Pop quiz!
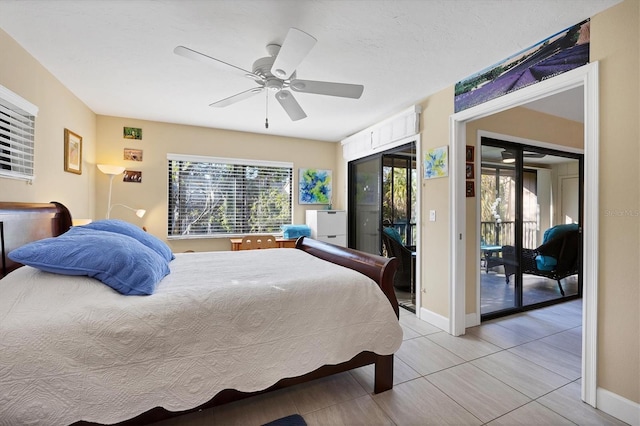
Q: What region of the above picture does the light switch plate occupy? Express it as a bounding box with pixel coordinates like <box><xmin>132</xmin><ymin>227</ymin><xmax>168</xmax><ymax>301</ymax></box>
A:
<box><xmin>429</xmin><ymin>210</ymin><xmax>436</xmax><ymax>221</ymax></box>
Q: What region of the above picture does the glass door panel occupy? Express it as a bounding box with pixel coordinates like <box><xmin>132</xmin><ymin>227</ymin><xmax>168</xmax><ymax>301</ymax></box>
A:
<box><xmin>349</xmin><ymin>156</ymin><xmax>382</xmax><ymax>255</ymax></box>
<box><xmin>522</xmin><ymin>153</ymin><xmax>581</xmax><ymax>306</ymax></box>
<box><xmin>382</xmin><ymin>154</ymin><xmax>417</xmax><ymax>248</ymax></box>
<box><xmin>480</xmin><ymin>145</ymin><xmax>518</xmax><ymax>315</ymax></box>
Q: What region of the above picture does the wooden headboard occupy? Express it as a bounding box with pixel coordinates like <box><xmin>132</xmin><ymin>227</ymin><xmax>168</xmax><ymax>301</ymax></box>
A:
<box><xmin>0</xmin><ymin>201</ymin><xmax>72</xmax><ymax>278</ymax></box>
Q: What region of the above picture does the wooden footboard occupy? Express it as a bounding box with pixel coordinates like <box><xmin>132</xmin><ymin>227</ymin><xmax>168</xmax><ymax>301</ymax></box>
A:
<box><xmin>295</xmin><ymin>236</ymin><xmax>400</xmax><ymax>318</ymax></box>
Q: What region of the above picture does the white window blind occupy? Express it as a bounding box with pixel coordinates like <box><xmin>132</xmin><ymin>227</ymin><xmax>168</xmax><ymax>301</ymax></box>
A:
<box><xmin>0</xmin><ymin>85</ymin><xmax>38</xmax><ymax>182</ymax></box>
<box><xmin>167</xmin><ymin>153</ymin><xmax>293</xmax><ymax>238</ymax></box>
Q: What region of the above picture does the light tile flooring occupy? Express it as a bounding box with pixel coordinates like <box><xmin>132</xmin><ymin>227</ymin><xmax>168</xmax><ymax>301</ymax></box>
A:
<box><xmin>154</xmin><ymin>300</ymin><xmax>627</xmax><ymax>425</ymax></box>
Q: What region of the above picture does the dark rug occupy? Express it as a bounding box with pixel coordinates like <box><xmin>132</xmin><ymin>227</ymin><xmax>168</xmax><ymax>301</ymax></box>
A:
<box><xmin>262</xmin><ymin>414</ymin><xmax>307</xmax><ymax>426</ymax></box>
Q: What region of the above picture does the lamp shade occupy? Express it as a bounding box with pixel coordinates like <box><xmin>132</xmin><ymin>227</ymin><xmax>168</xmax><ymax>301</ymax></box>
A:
<box><xmin>97</xmin><ymin>164</ymin><xmax>126</xmax><ymax>175</ymax></box>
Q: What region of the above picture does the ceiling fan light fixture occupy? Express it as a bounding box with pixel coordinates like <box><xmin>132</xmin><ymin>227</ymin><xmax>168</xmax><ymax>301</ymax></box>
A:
<box><xmin>501</xmin><ymin>150</ymin><xmax>516</xmax><ymax>163</ymax></box>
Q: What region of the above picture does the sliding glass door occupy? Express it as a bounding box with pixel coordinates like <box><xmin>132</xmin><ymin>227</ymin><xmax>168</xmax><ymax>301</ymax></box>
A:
<box><xmin>480</xmin><ymin>138</ymin><xmax>583</xmax><ymax>319</ymax></box>
<box><xmin>349</xmin><ymin>155</ymin><xmax>382</xmax><ymax>255</ymax></box>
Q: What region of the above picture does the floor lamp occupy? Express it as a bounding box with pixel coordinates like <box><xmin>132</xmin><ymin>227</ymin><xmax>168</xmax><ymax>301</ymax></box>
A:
<box><xmin>97</xmin><ymin>164</ymin><xmax>145</xmax><ymax>219</ymax></box>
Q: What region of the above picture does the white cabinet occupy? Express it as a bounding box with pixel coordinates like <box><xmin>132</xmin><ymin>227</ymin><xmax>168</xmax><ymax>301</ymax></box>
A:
<box><xmin>305</xmin><ymin>210</ymin><xmax>347</xmax><ymax>247</ymax></box>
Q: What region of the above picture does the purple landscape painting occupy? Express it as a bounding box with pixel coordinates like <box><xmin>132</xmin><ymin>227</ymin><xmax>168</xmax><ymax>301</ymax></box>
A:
<box><xmin>455</xmin><ymin>19</ymin><xmax>590</xmax><ymax>113</ymax></box>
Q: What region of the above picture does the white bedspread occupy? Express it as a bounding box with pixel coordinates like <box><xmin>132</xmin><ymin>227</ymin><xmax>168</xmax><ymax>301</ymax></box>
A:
<box><xmin>0</xmin><ymin>248</ymin><xmax>402</xmax><ymax>425</ymax></box>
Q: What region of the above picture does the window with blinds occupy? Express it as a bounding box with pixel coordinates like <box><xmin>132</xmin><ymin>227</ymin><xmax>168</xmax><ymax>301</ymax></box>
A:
<box><xmin>0</xmin><ymin>85</ymin><xmax>38</xmax><ymax>182</ymax></box>
<box><xmin>167</xmin><ymin>153</ymin><xmax>293</xmax><ymax>238</ymax></box>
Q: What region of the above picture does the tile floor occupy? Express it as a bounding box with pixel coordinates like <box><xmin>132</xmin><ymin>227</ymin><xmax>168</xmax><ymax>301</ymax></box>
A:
<box><xmin>153</xmin><ymin>299</ymin><xmax>627</xmax><ymax>425</ymax></box>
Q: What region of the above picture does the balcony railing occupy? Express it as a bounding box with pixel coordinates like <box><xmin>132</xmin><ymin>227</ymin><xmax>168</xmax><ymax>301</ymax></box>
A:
<box><xmin>480</xmin><ymin>220</ymin><xmax>538</xmax><ymax>248</ymax></box>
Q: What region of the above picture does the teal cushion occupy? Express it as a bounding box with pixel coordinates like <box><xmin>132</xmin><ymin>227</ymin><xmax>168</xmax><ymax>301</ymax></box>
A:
<box><xmin>543</xmin><ymin>223</ymin><xmax>579</xmax><ymax>244</ymax></box>
<box><xmin>383</xmin><ymin>227</ymin><xmax>403</xmax><ymax>244</ymax></box>
<box><xmin>281</xmin><ymin>224</ymin><xmax>311</xmax><ymax>239</ymax></box>
<box><xmin>535</xmin><ymin>254</ymin><xmax>558</xmax><ymax>271</ymax></box>
<box><xmin>8</xmin><ymin>226</ymin><xmax>170</xmax><ymax>295</ymax></box>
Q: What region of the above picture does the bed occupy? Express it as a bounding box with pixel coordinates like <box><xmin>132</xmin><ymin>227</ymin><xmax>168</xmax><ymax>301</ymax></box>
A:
<box><xmin>0</xmin><ymin>202</ymin><xmax>402</xmax><ymax>425</ymax></box>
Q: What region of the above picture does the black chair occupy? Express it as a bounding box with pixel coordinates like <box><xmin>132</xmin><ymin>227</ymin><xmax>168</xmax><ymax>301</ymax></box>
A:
<box><xmin>381</xmin><ymin>230</ymin><xmax>415</xmax><ymax>291</ymax></box>
<box><xmin>503</xmin><ymin>225</ymin><xmax>579</xmax><ymax>296</ymax></box>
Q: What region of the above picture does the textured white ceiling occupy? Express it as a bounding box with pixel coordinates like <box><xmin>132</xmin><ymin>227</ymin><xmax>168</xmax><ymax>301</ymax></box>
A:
<box><xmin>0</xmin><ymin>0</ymin><xmax>618</xmax><ymax>142</ymax></box>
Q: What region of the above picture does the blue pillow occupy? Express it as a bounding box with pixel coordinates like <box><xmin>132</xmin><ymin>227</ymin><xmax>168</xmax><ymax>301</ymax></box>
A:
<box><xmin>84</xmin><ymin>219</ymin><xmax>174</xmax><ymax>261</ymax></box>
<box><xmin>383</xmin><ymin>226</ymin><xmax>403</xmax><ymax>244</ymax></box>
<box><xmin>535</xmin><ymin>254</ymin><xmax>558</xmax><ymax>271</ymax></box>
<box><xmin>8</xmin><ymin>226</ymin><xmax>170</xmax><ymax>295</ymax></box>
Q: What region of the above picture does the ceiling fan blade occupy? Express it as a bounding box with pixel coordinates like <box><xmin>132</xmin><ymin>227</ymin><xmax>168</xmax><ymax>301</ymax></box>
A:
<box><xmin>270</xmin><ymin>28</ymin><xmax>317</xmax><ymax>80</ymax></box>
<box><xmin>290</xmin><ymin>79</ymin><xmax>364</xmax><ymax>99</ymax></box>
<box><xmin>174</xmin><ymin>46</ymin><xmax>263</xmax><ymax>81</ymax></box>
<box><xmin>210</xmin><ymin>87</ymin><xmax>264</xmax><ymax>108</ymax></box>
<box><xmin>275</xmin><ymin>90</ymin><xmax>307</xmax><ymax>121</ymax></box>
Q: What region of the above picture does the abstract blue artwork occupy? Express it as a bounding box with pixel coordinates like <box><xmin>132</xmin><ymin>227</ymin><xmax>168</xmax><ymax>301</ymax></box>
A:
<box><xmin>299</xmin><ymin>168</ymin><xmax>332</xmax><ymax>204</ymax></box>
<box><xmin>424</xmin><ymin>146</ymin><xmax>448</xmax><ymax>179</ymax></box>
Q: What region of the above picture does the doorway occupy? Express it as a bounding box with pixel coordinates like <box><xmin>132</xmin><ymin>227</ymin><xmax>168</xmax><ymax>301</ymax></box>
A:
<box><xmin>479</xmin><ymin>137</ymin><xmax>583</xmax><ymax>319</ymax></box>
<box><xmin>450</xmin><ymin>62</ymin><xmax>599</xmax><ymax>405</ymax></box>
<box><xmin>348</xmin><ymin>142</ymin><xmax>417</xmax><ymax>312</ymax></box>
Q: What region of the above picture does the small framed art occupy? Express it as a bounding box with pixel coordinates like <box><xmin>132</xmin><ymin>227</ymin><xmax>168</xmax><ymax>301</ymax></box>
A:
<box><xmin>64</xmin><ymin>128</ymin><xmax>82</xmax><ymax>175</ymax></box>
<box><xmin>123</xmin><ymin>127</ymin><xmax>142</xmax><ymax>140</ymax></box>
<box><xmin>466</xmin><ymin>163</ymin><xmax>475</xmax><ymax>179</ymax></box>
<box><xmin>465</xmin><ymin>145</ymin><xmax>475</xmax><ymax>162</ymax></box>
<box><xmin>123</xmin><ymin>170</ymin><xmax>142</xmax><ymax>183</ymax></box>
<box><xmin>124</xmin><ymin>148</ymin><xmax>143</xmax><ymax>161</ymax></box>
<box><xmin>466</xmin><ymin>180</ymin><xmax>475</xmax><ymax>197</ymax></box>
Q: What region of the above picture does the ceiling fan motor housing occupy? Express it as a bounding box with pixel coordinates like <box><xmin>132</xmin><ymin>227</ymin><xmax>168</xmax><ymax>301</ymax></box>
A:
<box><xmin>252</xmin><ymin>56</ymin><xmax>277</xmax><ymax>79</ymax></box>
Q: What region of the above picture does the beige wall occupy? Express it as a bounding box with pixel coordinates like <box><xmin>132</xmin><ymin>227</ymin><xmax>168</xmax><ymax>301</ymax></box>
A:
<box><xmin>95</xmin><ymin>115</ymin><xmax>337</xmax><ymax>253</ymax></box>
<box><xmin>0</xmin><ymin>29</ymin><xmax>96</xmax><ymax>217</ymax></box>
<box><xmin>591</xmin><ymin>0</ymin><xmax>640</xmax><ymax>404</ymax></box>
<box><xmin>418</xmin><ymin>87</ymin><xmax>454</xmax><ymax>318</ymax></box>
<box><xmin>464</xmin><ymin>108</ymin><xmax>584</xmax><ymax>313</ymax></box>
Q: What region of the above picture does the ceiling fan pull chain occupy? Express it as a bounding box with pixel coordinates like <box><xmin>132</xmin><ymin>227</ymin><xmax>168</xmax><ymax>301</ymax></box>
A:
<box><xmin>265</xmin><ymin>90</ymin><xmax>269</xmax><ymax>129</ymax></box>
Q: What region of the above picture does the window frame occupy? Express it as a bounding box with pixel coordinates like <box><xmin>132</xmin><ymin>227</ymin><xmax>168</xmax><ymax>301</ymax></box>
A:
<box><xmin>0</xmin><ymin>85</ymin><xmax>38</xmax><ymax>182</ymax></box>
<box><xmin>167</xmin><ymin>153</ymin><xmax>294</xmax><ymax>240</ymax></box>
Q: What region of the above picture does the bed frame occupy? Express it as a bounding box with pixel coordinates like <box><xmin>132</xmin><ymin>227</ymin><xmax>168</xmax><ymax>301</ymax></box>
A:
<box><xmin>0</xmin><ymin>202</ymin><xmax>400</xmax><ymax>425</ymax></box>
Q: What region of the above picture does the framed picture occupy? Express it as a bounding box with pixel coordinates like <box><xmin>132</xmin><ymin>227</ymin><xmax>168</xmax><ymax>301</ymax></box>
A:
<box><xmin>64</xmin><ymin>128</ymin><xmax>82</xmax><ymax>174</ymax></box>
<box><xmin>424</xmin><ymin>146</ymin><xmax>448</xmax><ymax>179</ymax></box>
<box><xmin>466</xmin><ymin>180</ymin><xmax>475</xmax><ymax>197</ymax></box>
<box><xmin>123</xmin><ymin>127</ymin><xmax>142</xmax><ymax>140</ymax></box>
<box><xmin>465</xmin><ymin>145</ymin><xmax>475</xmax><ymax>162</ymax></box>
<box><xmin>299</xmin><ymin>168</ymin><xmax>332</xmax><ymax>204</ymax></box>
<box><xmin>466</xmin><ymin>163</ymin><xmax>475</xmax><ymax>179</ymax></box>
<box><xmin>124</xmin><ymin>148</ymin><xmax>143</xmax><ymax>161</ymax></box>
<box><xmin>123</xmin><ymin>170</ymin><xmax>142</xmax><ymax>183</ymax></box>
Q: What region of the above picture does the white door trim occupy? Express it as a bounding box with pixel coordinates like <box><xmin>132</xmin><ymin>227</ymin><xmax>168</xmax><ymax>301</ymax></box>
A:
<box><xmin>449</xmin><ymin>62</ymin><xmax>599</xmax><ymax>407</ymax></box>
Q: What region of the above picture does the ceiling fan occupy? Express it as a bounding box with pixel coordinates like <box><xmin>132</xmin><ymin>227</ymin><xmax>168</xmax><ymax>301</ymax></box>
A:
<box><xmin>174</xmin><ymin>27</ymin><xmax>364</xmax><ymax>127</ymax></box>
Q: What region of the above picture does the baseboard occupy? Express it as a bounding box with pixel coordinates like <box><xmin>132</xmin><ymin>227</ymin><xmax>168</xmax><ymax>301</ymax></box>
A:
<box><xmin>597</xmin><ymin>387</ymin><xmax>640</xmax><ymax>426</ymax></box>
<box><xmin>418</xmin><ymin>307</ymin><xmax>449</xmax><ymax>332</ymax></box>
<box><xmin>418</xmin><ymin>308</ymin><xmax>480</xmax><ymax>334</ymax></box>
<box><xmin>465</xmin><ymin>312</ymin><xmax>480</xmax><ymax>328</ymax></box>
